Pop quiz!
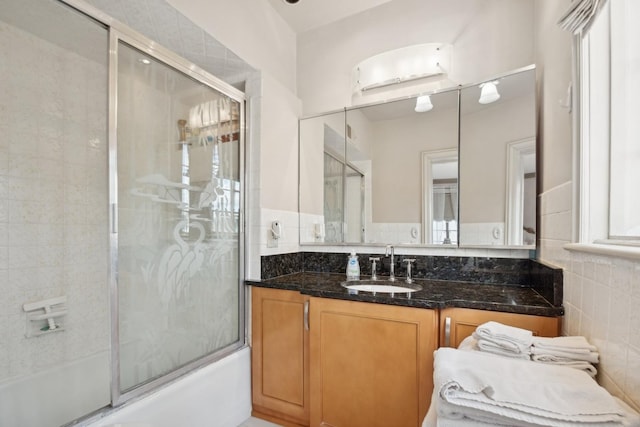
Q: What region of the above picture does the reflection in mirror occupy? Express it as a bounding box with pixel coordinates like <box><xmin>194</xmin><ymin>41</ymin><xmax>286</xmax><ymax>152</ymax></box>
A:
<box><xmin>459</xmin><ymin>66</ymin><xmax>536</xmax><ymax>246</ymax></box>
<box><xmin>344</xmin><ymin>90</ymin><xmax>459</xmax><ymax>244</ymax></box>
<box><xmin>299</xmin><ymin>65</ymin><xmax>536</xmax><ymax>248</ymax></box>
<box><xmin>345</xmin><ymin>164</ymin><xmax>365</xmax><ymax>242</ymax></box>
<box><xmin>299</xmin><ymin>111</ymin><xmax>346</xmax><ymax>244</ymax></box>
<box><xmin>423</xmin><ymin>150</ymin><xmax>458</xmax><ymax>245</ymax></box>
<box><xmin>323</xmin><ymin>151</ymin><xmax>344</xmax><ymax>243</ymax></box>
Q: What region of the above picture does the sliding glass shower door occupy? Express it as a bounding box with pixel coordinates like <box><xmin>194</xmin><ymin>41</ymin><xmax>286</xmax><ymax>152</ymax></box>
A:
<box><xmin>1</xmin><ymin>0</ymin><xmax>246</xmax><ymax>421</ymax></box>
<box><xmin>114</xmin><ymin>40</ymin><xmax>244</xmax><ymax>398</ymax></box>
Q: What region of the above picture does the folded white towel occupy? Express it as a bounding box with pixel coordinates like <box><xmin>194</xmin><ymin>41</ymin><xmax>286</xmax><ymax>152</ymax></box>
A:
<box><xmin>423</xmin><ymin>389</ymin><xmax>504</xmax><ymax>427</ymax></box>
<box><xmin>458</xmin><ymin>335</ymin><xmax>479</xmax><ymax>352</ymax></box>
<box><xmin>532</xmin><ymin>357</ymin><xmax>598</xmax><ymax>377</ymax></box>
<box><xmin>532</xmin><ymin>336</ymin><xmax>598</xmax><ymax>352</ymax></box>
<box><xmin>473</xmin><ymin>321</ymin><xmax>533</xmax><ymax>353</ymax></box>
<box><xmin>530</xmin><ymin>345</ymin><xmax>599</xmax><ymax>363</ymax></box>
<box><xmin>423</xmin><ymin>377</ymin><xmax>640</xmax><ymax>427</ymax></box>
<box><xmin>437</xmin><ymin>396</ymin><xmax>640</xmax><ymax>427</ymax></box>
<box><xmin>475</xmin><ymin>338</ymin><xmax>532</xmax><ymax>359</ymax></box>
<box><xmin>434</xmin><ymin>347</ymin><xmax>629</xmax><ymax>426</ymax></box>
<box><xmin>460</xmin><ymin>335</ymin><xmax>597</xmax><ymax>376</ymax></box>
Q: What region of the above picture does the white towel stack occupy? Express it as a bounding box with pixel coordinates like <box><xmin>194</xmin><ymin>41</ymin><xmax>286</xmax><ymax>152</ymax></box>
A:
<box><xmin>471</xmin><ymin>321</ymin><xmax>533</xmax><ymax>359</ymax></box>
<box><xmin>531</xmin><ymin>336</ymin><xmax>600</xmax><ymax>377</ymax></box>
<box><xmin>426</xmin><ymin>347</ymin><xmax>640</xmax><ymax>427</ymax></box>
<box><xmin>466</xmin><ymin>322</ymin><xmax>600</xmax><ymax>377</ymax></box>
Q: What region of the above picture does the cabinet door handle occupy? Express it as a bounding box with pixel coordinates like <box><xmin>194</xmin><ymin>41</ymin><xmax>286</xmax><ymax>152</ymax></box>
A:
<box><xmin>304</xmin><ymin>300</ymin><xmax>309</xmax><ymax>331</ymax></box>
<box><xmin>444</xmin><ymin>316</ymin><xmax>451</xmax><ymax>347</ymax></box>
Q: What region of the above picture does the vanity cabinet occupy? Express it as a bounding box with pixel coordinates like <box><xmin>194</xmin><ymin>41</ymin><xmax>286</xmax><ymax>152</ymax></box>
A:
<box><xmin>251</xmin><ymin>287</ymin><xmax>560</xmax><ymax>427</ymax></box>
<box><xmin>309</xmin><ymin>297</ymin><xmax>438</xmax><ymax>427</ymax></box>
<box><xmin>439</xmin><ymin>307</ymin><xmax>561</xmax><ymax>348</ymax></box>
<box><xmin>251</xmin><ymin>287</ymin><xmax>310</xmax><ymax>426</ymax></box>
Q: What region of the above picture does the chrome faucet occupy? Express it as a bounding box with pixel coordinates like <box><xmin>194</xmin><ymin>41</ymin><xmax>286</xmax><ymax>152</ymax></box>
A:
<box><xmin>403</xmin><ymin>258</ymin><xmax>416</xmax><ymax>283</ymax></box>
<box><xmin>385</xmin><ymin>245</ymin><xmax>395</xmax><ymax>281</ymax></box>
<box><xmin>369</xmin><ymin>257</ymin><xmax>380</xmax><ymax>280</ymax></box>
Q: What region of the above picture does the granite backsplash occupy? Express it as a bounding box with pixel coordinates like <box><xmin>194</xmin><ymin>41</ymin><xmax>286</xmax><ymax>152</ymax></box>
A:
<box><xmin>260</xmin><ymin>252</ymin><xmax>563</xmax><ymax>307</ymax></box>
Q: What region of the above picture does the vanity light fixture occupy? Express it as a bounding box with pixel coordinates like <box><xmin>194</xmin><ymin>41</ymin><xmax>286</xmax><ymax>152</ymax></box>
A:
<box><xmin>415</xmin><ymin>95</ymin><xmax>433</xmax><ymax>112</ymax></box>
<box><xmin>353</xmin><ymin>43</ymin><xmax>453</xmax><ymax>93</ymax></box>
<box><xmin>478</xmin><ymin>81</ymin><xmax>500</xmax><ymax>104</ymax></box>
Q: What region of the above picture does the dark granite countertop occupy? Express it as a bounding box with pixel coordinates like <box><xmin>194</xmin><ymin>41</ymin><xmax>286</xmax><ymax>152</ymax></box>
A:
<box><xmin>246</xmin><ymin>272</ymin><xmax>564</xmax><ymax>317</ymax></box>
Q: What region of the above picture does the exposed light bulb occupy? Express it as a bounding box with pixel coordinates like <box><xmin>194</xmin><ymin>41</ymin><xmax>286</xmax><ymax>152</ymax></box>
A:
<box><xmin>415</xmin><ymin>95</ymin><xmax>433</xmax><ymax>112</ymax></box>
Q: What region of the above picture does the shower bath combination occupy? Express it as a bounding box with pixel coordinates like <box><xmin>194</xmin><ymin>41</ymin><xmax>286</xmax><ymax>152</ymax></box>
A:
<box><xmin>0</xmin><ymin>1</ymin><xmax>247</xmax><ymax>426</ymax></box>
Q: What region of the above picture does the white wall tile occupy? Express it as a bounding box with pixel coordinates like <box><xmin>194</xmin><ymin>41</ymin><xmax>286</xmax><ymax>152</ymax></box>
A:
<box><xmin>0</xmin><ymin>19</ymin><xmax>109</xmax><ymax>388</ymax></box>
<box><xmin>552</xmin><ymin>201</ymin><xmax>640</xmax><ymax>408</ymax></box>
<box><xmin>562</xmin><ymin>249</ymin><xmax>640</xmax><ymax>409</ymax></box>
<box><xmin>259</xmin><ymin>208</ymin><xmax>300</xmax><ymax>256</ymax></box>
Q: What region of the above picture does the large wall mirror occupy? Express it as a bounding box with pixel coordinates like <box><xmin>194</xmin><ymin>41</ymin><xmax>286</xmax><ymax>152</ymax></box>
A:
<box><xmin>299</xmin><ymin>65</ymin><xmax>536</xmax><ymax>248</ymax></box>
<box><xmin>459</xmin><ymin>66</ymin><xmax>536</xmax><ymax>246</ymax></box>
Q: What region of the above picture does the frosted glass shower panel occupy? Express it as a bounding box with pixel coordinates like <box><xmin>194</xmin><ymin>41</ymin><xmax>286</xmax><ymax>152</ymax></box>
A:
<box><xmin>117</xmin><ymin>42</ymin><xmax>241</xmax><ymax>392</ymax></box>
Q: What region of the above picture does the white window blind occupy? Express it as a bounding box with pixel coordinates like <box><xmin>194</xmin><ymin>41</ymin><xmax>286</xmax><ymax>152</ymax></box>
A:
<box><xmin>558</xmin><ymin>0</ymin><xmax>606</xmax><ymax>34</ymax></box>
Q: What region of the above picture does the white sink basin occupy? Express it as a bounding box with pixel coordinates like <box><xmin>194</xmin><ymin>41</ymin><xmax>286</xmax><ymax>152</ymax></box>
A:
<box><xmin>341</xmin><ymin>280</ymin><xmax>422</xmax><ymax>294</ymax></box>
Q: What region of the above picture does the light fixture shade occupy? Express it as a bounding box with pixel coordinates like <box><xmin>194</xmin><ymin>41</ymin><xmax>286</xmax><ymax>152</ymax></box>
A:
<box><xmin>479</xmin><ymin>81</ymin><xmax>500</xmax><ymax>104</ymax></box>
<box><xmin>353</xmin><ymin>43</ymin><xmax>453</xmax><ymax>93</ymax></box>
<box><xmin>415</xmin><ymin>95</ymin><xmax>433</xmax><ymax>112</ymax></box>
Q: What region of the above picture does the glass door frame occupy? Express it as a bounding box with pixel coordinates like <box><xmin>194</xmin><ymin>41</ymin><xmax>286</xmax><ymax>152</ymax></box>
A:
<box><xmin>107</xmin><ymin>26</ymin><xmax>246</xmax><ymax>407</ymax></box>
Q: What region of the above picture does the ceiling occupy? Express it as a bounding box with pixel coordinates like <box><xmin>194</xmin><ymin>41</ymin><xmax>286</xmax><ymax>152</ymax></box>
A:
<box><xmin>266</xmin><ymin>0</ymin><xmax>394</xmax><ymax>34</ymax></box>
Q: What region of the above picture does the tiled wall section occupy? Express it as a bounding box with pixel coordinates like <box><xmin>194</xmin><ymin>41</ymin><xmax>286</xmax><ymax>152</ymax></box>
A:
<box><xmin>0</xmin><ymin>20</ymin><xmax>109</xmax><ymax>381</ymax></box>
<box><xmin>564</xmin><ymin>250</ymin><xmax>640</xmax><ymax>411</ymax></box>
<box><xmin>258</xmin><ymin>208</ymin><xmax>300</xmax><ymax>255</ymax></box>
<box><xmin>540</xmin><ymin>182</ymin><xmax>640</xmax><ymax>411</ymax></box>
<box><xmin>538</xmin><ymin>181</ymin><xmax>573</xmax><ymax>268</ymax></box>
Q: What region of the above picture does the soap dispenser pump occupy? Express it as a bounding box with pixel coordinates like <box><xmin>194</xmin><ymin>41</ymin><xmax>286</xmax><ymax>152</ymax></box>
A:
<box><xmin>346</xmin><ymin>251</ymin><xmax>360</xmax><ymax>281</ymax></box>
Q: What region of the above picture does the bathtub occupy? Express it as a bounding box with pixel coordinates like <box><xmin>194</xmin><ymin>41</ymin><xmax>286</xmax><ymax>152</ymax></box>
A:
<box><xmin>0</xmin><ymin>351</ymin><xmax>111</xmax><ymax>427</ymax></box>
<box><xmin>0</xmin><ymin>347</ymin><xmax>251</xmax><ymax>427</ymax></box>
<box><xmin>85</xmin><ymin>347</ymin><xmax>252</xmax><ymax>427</ymax></box>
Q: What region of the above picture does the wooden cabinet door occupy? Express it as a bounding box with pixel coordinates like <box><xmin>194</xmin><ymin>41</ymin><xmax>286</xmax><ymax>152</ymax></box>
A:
<box><xmin>251</xmin><ymin>287</ymin><xmax>309</xmax><ymax>426</ymax></box>
<box><xmin>309</xmin><ymin>297</ymin><xmax>438</xmax><ymax>427</ymax></box>
<box><xmin>440</xmin><ymin>307</ymin><xmax>561</xmax><ymax>348</ymax></box>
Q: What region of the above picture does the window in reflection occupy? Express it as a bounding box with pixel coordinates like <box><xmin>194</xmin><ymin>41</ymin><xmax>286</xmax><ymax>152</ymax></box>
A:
<box><xmin>432</xmin><ymin>183</ymin><xmax>458</xmax><ymax>245</ymax></box>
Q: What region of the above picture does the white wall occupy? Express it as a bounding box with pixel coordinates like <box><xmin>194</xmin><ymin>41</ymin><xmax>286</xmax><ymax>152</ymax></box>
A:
<box><xmin>534</xmin><ymin>0</ymin><xmax>640</xmax><ymax>412</ymax></box>
<box><xmin>298</xmin><ymin>0</ymin><xmax>536</xmax><ymax>115</ymax></box>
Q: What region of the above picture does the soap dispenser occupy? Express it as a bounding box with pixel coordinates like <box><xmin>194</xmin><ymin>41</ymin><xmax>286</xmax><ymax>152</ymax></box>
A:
<box><xmin>346</xmin><ymin>251</ymin><xmax>360</xmax><ymax>281</ymax></box>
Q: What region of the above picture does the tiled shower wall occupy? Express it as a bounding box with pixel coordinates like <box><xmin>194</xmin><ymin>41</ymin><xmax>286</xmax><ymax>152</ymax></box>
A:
<box><xmin>0</xmin><ymin>19</ymin><xmax>109</xmax><ymax>382</ymax></box>
<box><xmin>540</xmin><ymin>182</ymin><xmax>640</xmax><ymax>411</ymax></box>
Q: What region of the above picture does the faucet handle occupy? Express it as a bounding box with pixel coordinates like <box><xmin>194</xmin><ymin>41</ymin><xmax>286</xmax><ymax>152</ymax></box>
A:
<box><xmin>403</xmin><ymin>258</ymin><xmax>416</xmax><ymax>283</ymax></box>
<box><xmin>369</xmin><ymin>257</ymin><xmax>380</xmax><ymax>280</ymax></box>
